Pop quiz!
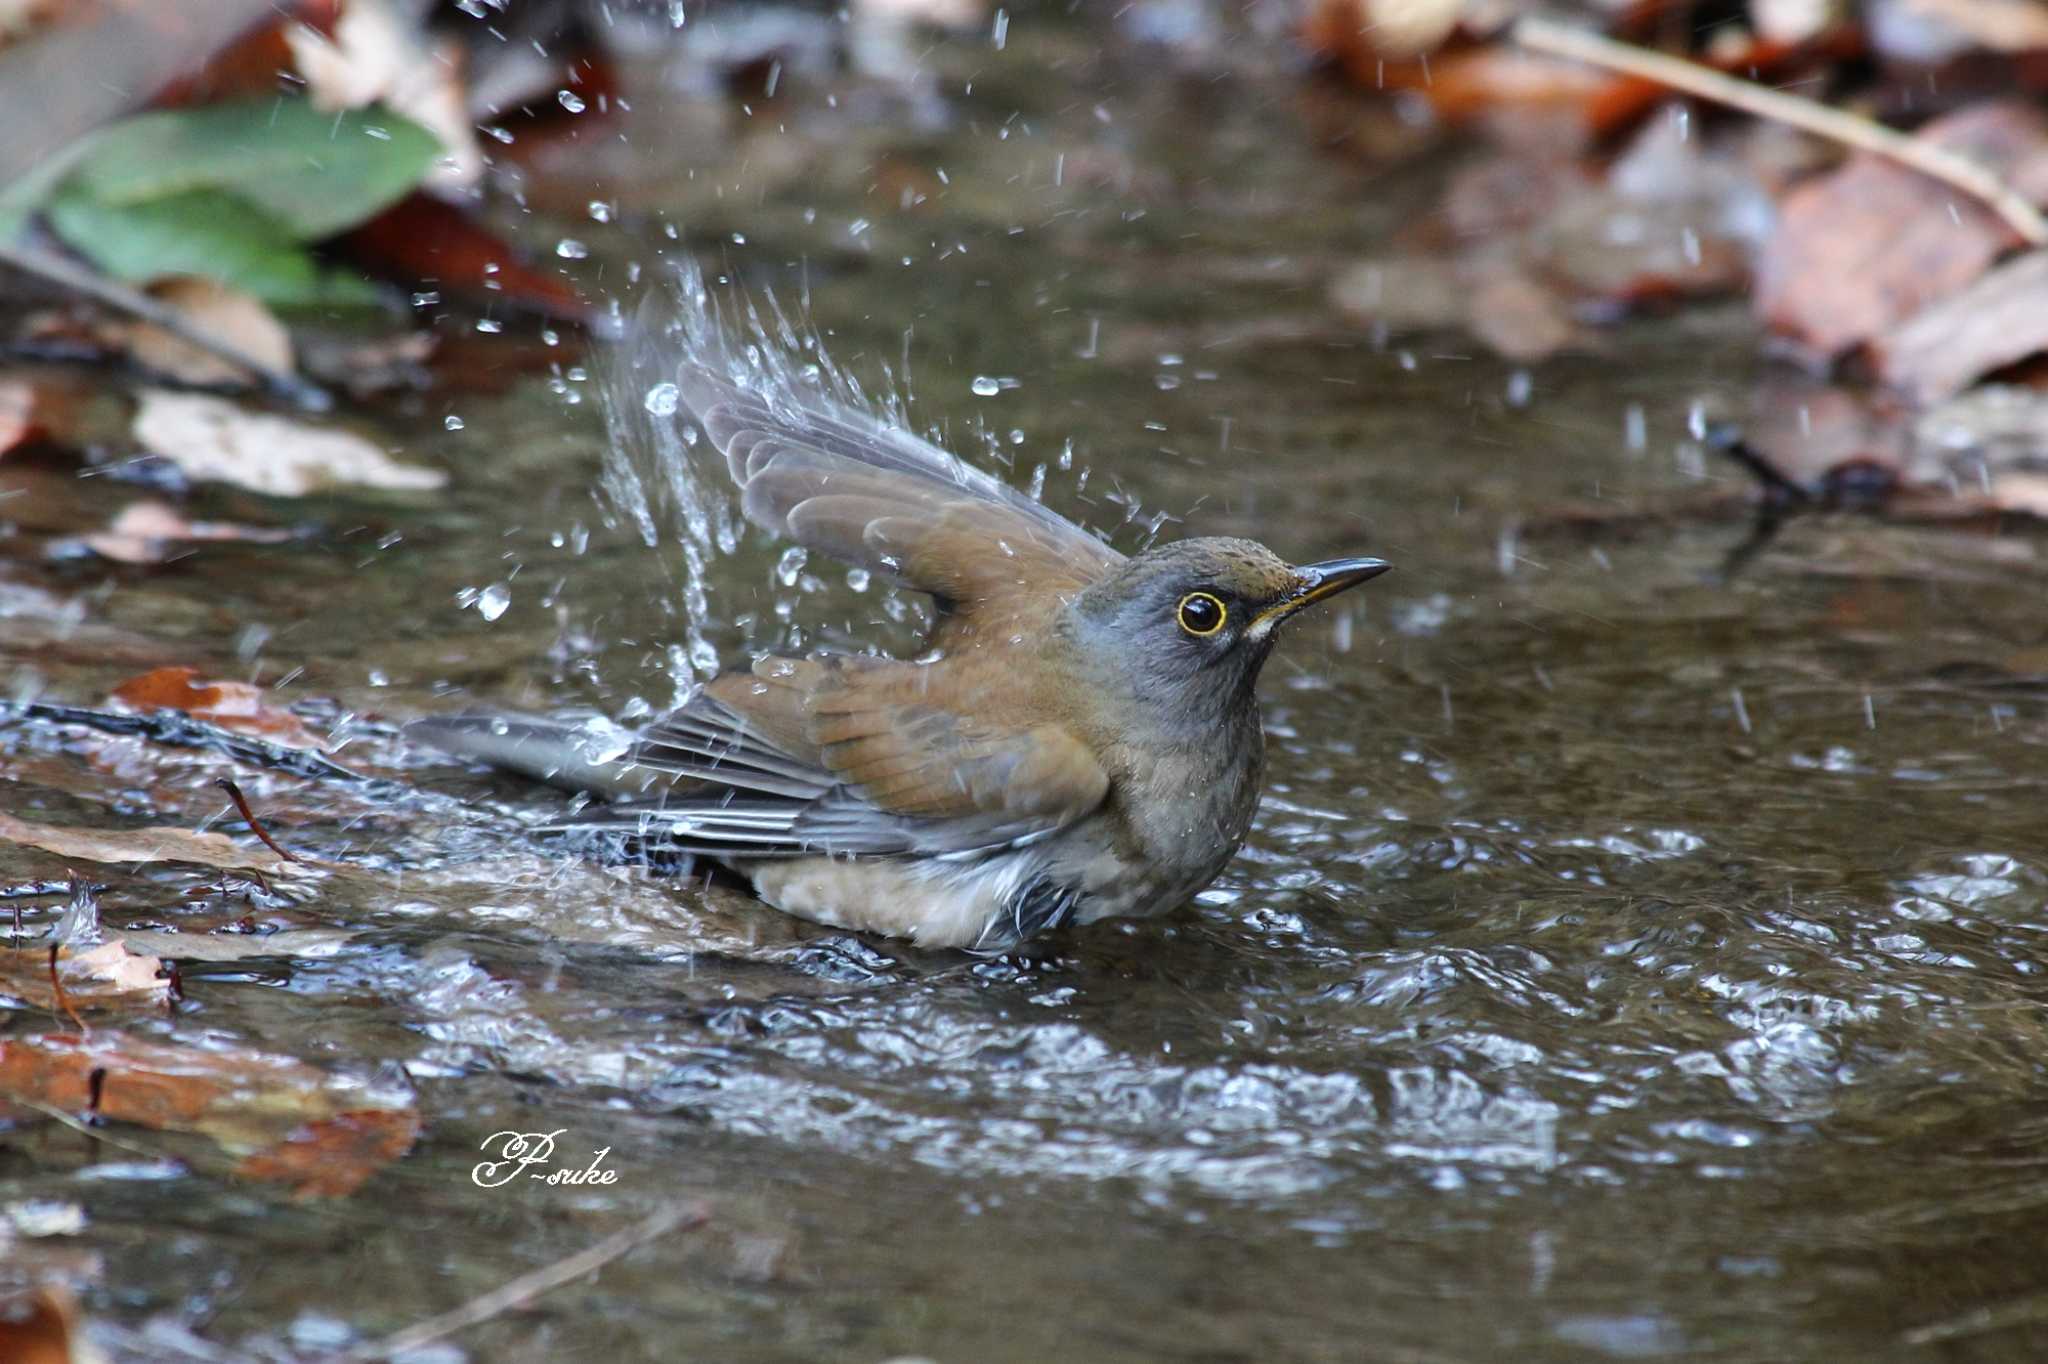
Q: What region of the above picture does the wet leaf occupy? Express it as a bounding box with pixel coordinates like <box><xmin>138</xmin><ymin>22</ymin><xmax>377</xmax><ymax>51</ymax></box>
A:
<box><xmin>53</xmin><ymin>98</ymin><xmax>438</xmax><ymax>240</ymax></box>
<box><xmin>1875</xmin><ymin>249</ymin><xmax>2048</xmax><ymax>404</ymax></box>
<box><xmin>232</xmin><ymin>1108</ymin><xmax>422</xmax><ymax>1199</ymax></box>
<box><xmin>110</xmin><ymin>665</ymin><xmax>320</xmax><ymax>744</ymax></box>
<box><xmin>121</xmin><ymin>277</ymin><xmax>294</xmax><ymax>389</ymax></box>
<box><xmin>0</xmin><ymin>1032</ymin><xmax>418</xmax><ymax>1196</ymax></box>
<box><xmin>0</xmin><ymin>939</ymin><xmax>170</xmax><ymax>1014</ymax></box>
<box><xmin>75</xmin><ymin>501</ymin><xmax>297</xmax><ymax>566</ymax></box>
<box><xmin>0</xmin><ymin>811</ymin><xmax>286</xmax><ymax>875</ymax></box>
<box><xmin>286</xmin><ymin>0</ymin><xmax>483</xmax><ymax>193</ymax></box>
<box><xmin>131</xmin><ymin>389</ymin><xmax>445</xmax><ymax>496</ymax></box>
<box><xmin>42</xmin><ymin>189</ymin><xmax>377</xmax><ymax>307</ymax></box>
<box><xmin>0</xmin><ymin>1286</ymin><xmax>82</xmax><ymax>1364</ymax></box>
<box><xmin>1755</xmin><ymin>102</ymin><xmax>2048</xmax><ymax>361</ymax></box>
<box><xmin>335</xmin><ymin>191</ymin><xmax>594</xmax><ymax>323</ymax></box>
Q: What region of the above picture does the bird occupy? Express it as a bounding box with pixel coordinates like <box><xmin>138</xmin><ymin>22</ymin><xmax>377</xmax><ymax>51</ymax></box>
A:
<box><xmin>411</xmin><ymin>309</ymin><xmax>1389</xmax><ymax>952</ymax></box>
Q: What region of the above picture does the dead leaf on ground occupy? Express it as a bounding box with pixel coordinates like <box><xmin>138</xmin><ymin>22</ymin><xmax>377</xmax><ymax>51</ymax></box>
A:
<box><xmin>0</xmin><ymin>1286</ymin><xmax>87</xmax><ymax>1364</ymax></box>
<box><xmin>120</xmin><ymin>277</ymin><xmax>294</xmax><ymax>389</ymax></box>
<box><xmin>1875</xmin><ymin>249</ymin><xmax>2048</xmax><ymax>404</ymax></box>
<box><xmin>1755</xmin><ymin>102</ymin><xmax>2048</xmax><ymax>361</ymax></box>
<box><xmin>0</xmin><ymin>1032</ymin><xmax>418</xmax><ymax>1198</ymax></box>
<box><xmin>131</xmin><ymin>389</ymin><xmax>444</xmax><ymax>496</ymax></box>
<box><xmin>287</xmin><ymin>0</ymin><xmax>483</xmax><ymax>192</ymax></box>
<box><xmin>1467</xmin><ymin>266</ymin><xmax>1581</xmax><ymax>361</ymax></box>
<box><xmin>335</xmin><ymin>190</ymin><xmax>593</xmax><ymax>324</ymax></box>
<box><xmin>232</xmin><ymin>1107</ymin><xmax>422</xmax><ymax>1198</ymax></box>
<box><xmin>1894</xmin><ymin>0</ymin><xmax>2048</xmax><ymax>54</ymax></box>
<box><xmin>110</xmin><ymin>664</ymin><xmax>323</xmax><ymax>746</ymax></box>
<box><xmin>0</xmin><ymin>811</ymin><xmax>287</xmax><ymax>876</ymax></box>
<box><xmin>74</xmin><ymin>500</ymin><xmax>296</xmax><ymax>565</ymax></box>
<box><xmin>0</xmin><ymin>939</ymin><xmax>169</xmax><ymax>1014</ymax></box>
<box><xmin>0</xmin><ymin>373</ymin><xmax>87</xmax><ymax>458</ymax></box>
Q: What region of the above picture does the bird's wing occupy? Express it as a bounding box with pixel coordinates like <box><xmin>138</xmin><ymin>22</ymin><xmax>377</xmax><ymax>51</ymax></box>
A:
<box><xmin>673</xmin><ymin>360</ymin><xmax>1124</xmax><ymax>635</ymax></box>
<box><xmin>551</xmin><ymin>655</ymin><xmax>1110</xmax><ymax>859</ymax></box>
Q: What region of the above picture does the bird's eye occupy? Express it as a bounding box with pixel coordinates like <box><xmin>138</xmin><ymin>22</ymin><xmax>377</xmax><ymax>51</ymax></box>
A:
<box><xmin>1176</xmin><ymin>592</ymin><xmax>1227</xmax><ymax>637</ymax></box>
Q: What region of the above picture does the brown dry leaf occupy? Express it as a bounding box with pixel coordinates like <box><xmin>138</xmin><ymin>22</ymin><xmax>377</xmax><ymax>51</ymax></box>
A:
<box><xmin>110</xmin><ymin>664</ymin><xmax>323</xmax><ymax>746</ymax></box>
<box><xmin>287</xmin><ymin>0</ymin><xmax>483</xmax><ymax>192</ymax></box>
<box><xmin>0</xmin><ymin>811</ymin><xmax>287</xmax><ymax>875</ymax></box>
<box><xmin>0</xmin><ymin>1286</ymin><xmax>92</xmax><ymax>1364</ymax></box>
<box><xmin>1989</xmin><ymin>472</ymin><xmax>2048</xmax><ymax>518</ymax></box>
<box><xmin>78</xmin><ymin>500</ymin><xmax>295</xmax><ymax>565</ymax></box>
<box><xmin>1755</xmin><ymin>102</ymin><xmax>2048</xmax><ymax>360</ymax></box>
<box><xmin>1467</xmin><ymin>266</ymin><xmax>1579</xmax><ymax>362</ymax></box>
<box><xmin>1875</xmin><ymin>249</ymin><xmax>2048</xmax><ymax>404</ymax></box>
<box><xmin>121</xmin><ymin>277</ymin><xmax>294</xmax><ymax>389</ymax></box>
<box><xmin>1896</xmin><ymin>0</ymin><xmax>2048</xmax><ymax>53</ymax></box>
<box><xmin>0</xmin><ymin>939</ymin><xmax>170</xmax><ymax>1014</ymax></box>
<box><xmin>131</xmin><ymin>389</ymin><xmax>444</xmax><ymax>496</ymax></box>
<box><xmin>233</xmin><ymin>1108</ymin><xmax>423</xmax><ymax>1198</ymax></box>
<box><xmin>0</xmin><ymin>1032</ymin><xmax>418</xmax><ymax>1196</ymax></box>
<box><xmin>1303</xmin><ymin>0</ymin><xmax>1468</xmax><ymax>60</ymax></box>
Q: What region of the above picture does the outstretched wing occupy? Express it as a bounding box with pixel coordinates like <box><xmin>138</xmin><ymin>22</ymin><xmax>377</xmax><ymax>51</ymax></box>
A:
<box><xmin>550</xmin><ymin>655</ymin><xmax>1109</xmax><ymax>859</ymax></box>
<box><xmin>673</xmin><ymin>359</ymin><xmax>1123</xmax><ymax>639</ymax></box>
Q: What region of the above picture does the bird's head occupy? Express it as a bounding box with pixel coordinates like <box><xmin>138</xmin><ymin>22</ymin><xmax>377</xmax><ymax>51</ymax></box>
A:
<box><xmin>1062</xmin><ymin>536</ymin><xmax>1390</xmax><ymax>725</ymax></box>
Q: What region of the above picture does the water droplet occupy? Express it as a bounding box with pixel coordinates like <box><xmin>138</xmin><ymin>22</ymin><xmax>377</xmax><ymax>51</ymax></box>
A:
<box><xmin>558</xmin><ymin>90</ymin><xmax>586</xmax><ymax>114</ymax></box>
<box><xmin>587</xmin><ymin>200</ymin><xmax>613</xmax><ymax>223</ymax></box>
<box><xmin>846</xmin><ymin>567</ymin><xmax>871</xmax><ymax>592</ymax></box>
<box><xmin>971</xmin><ymin>376</ymin><xmax>1002</xmax><ymax>397</ymax></box>
<box><xmin>443</xmin><ymin>414</ymin><xmax>465</xmax><ymax>431</ymax></box>
<box><xmin>476</xmin><ymin>583</ymin><xmax>511</xmax><ymax>621</ymax></box>
<box><xmin>475</xmin><ymin>318</ymin><xmax>503</xmax><ymax>335</ymax></box>
<box><xmin>556</xmin><ymin>239</ymin><xmax>588</xmax><ymax>259</ymax></box>
<box><xmin>367</xmin><ymin>669</ymin><xmax>390</xmax><ymax>687</ymax></box>
<box><xmin>643</xmin><ymin>383</ymin><xmax>680</xmax><ymax>416</ymax></box>
<box><xmin>775</xmin><ymin>546</ymin><xmax>808</xmax><ymax>587</ymax></box>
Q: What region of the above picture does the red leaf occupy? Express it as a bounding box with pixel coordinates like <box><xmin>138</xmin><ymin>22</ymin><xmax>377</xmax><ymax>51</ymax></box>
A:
<box><xmin>333</xmin><ymin>191</ymin><xmax>594</xmax><ymax>324</ymax></box>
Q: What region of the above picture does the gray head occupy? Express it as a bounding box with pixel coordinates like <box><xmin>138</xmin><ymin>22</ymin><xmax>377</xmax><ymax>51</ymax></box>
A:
<box><xmin>1061</xmin><ymin>536</ymin><xmax>1390</xmax><ymax>728</ymax></box>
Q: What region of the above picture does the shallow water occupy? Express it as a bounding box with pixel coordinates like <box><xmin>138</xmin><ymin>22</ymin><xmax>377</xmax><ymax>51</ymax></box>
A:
<box><xmin>6</xmin><ymin>12</ymin><xmax>2048</xmax><ymax>1363</ymax></box>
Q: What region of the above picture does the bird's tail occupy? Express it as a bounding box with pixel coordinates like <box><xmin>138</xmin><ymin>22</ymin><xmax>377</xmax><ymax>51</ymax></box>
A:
<box><xmin>405</xmin><ymin>713</ymin><xmax>664</xmax><ymax>802</ymax></box>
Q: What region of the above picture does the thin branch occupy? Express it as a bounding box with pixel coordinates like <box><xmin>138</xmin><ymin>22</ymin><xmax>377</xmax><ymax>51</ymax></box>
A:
<box><xmin>1513</xmin><ymin>16</ymin><xmax>2048</xmax><ymax>247</ymax></box>
<box><xmin>0</xmin><ymin>237</ymin><xmax>332</xmax><ymax>411</ymax></box>
<box><xmin>323</xmin><ymin>1202</ymin><xmax>712</xmax><ymax>1364</ymax></box>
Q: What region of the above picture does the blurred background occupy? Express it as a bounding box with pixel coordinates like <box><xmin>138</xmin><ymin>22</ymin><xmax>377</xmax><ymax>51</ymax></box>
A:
<box><xmin>2</xmin><ymin>1</ymin><xmax>2048</xmax><ymax>1360</ymax></box>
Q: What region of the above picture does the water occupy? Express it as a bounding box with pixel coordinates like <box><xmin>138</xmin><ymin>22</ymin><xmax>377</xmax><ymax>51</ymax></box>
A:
<box><xmin>4</xmin><ymin>12</ymin><xmax>2048</xmax><ymax>1362</ymax></box>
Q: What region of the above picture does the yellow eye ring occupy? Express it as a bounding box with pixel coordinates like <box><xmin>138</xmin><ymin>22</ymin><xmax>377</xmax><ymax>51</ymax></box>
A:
<box><xmin>1176</xmin><ymin>592</ymin><xmax>1227</xmax><ymax>637</ymax></box>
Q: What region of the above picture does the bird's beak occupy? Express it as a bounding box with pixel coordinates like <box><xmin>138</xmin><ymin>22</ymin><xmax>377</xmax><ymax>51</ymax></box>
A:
<box><xmin>1253</xmin><ymin>556</ymin><xmax>1392</xmax><ymax>631</ymax></box>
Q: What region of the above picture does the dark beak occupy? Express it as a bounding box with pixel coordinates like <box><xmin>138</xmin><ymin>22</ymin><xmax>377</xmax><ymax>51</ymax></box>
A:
<box><xmin>1255</xmin><ymin>556</ymin><xmax>1392</xmax><ymax>629</ymax></box>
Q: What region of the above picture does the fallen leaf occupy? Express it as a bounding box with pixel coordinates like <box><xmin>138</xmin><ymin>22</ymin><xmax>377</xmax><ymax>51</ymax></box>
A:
<box><xmin>0</xmin><ymin>1032</ymin><xmax>418</xmax><ymax>1196</ymax></box>
<box><xmin>110</xmin><ymin>664</ymin><xmax>321</xmax><ymax>745</ymax></box>
<box><xmin>121</xmin><ymin>277</ymin><xmax>293</xmax><ymax>389</ymax></box>
<box><xmin>857</xmin><ymin>0</ymin><xmax>985</xmax><ymax>27</ymax></box>
<box><xmin>1302</xmin><ymin>0</ymin><xmax>1468</xmax><ymax>61</ymax></box>
<box><xmin>287</xmin><ymin>0</ymin><xmax>484</xmax><ymax>193</ymax></box>
<box><xmin>1467</xmin><ymin>266</ymin><xmax>1579</xmax><ymax>361</ymax></box>
<box><xmin>0</xmin><ymin>377</ymin><xmax>35</xmax><ymax>455</ymax></box>
<box><xmin>1875</xmin><ymin>249</ymin><xmax>2048</xmax><ymax>404</ymax></box>
<box><xmin>0</xmin><ymin>811</ymin><xmax>285</xmax><ymax>875</ymax></box>
<box><xmin>1894</xmin><ymin>0</ymin><xmax>2048</xmax><ymax>54</ymax></box>
<box><xmin>0</xmin><ymin>1286</ymin><xmax>83</xmax><ymax>1364</ymax></box>
<box><xmin>77</xmin><ymin>500</ymin><xmax>296</xmax><ymax>565</ymax></box>
<box><xmin>233</xmin><ymin>1108</ymin><xmax>423</xmax><ymax>1198</ymax></box>
<box><xmin>0</xmin><ymin>939</ymin><xmax>169</xmax><ymax>1014</ymax></box>
<box><xmin>1755</xmin><ymin>102</ymin><xmax>2048</xmax><ymax>361</ymax></box>
<box><xmin>132</xmin><ymin>389</ymin><xmax>444</xmax><ymax>496</ymax></box>
<box><xmin>1989</xmin><ymin>471</ymin><xmax>2048</xmax><ymax>517</ymax></box>
<box><xmin>1914</xmin><ymin>383</ymin><xmax>2048</xmax><ymax>470</ymax></box>
<box><xmin>335</xmin><ymin>190</ymin><xmax>593</xmax><ymax>323</ymax></box>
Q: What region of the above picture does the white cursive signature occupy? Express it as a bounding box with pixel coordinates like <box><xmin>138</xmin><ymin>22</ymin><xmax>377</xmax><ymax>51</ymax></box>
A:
<box><xmin>471</xmin><ymin>1129</ymin><xmax>621</xmax><ymax>1189</ymax></box>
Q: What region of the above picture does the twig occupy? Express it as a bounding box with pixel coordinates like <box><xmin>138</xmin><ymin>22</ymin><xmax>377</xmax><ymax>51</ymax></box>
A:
<box><xmin>0</xmin><ymin>236</ymin><xmax>333</xmax><ymax>411</ymax></box>
<box><xmin>1513</xmin><ymin>16</ymin><xmax>2048</xmax><ymax>247</ymax></box>
<box><xmin>215</xmin><ymin>779</ymin><xmax>300</xmax><ymax>863</ymax></box>
<box><xmin>324</xmin><ymin>1202</ymin><xmax>712</xmax><ymax>1364</ymax></box>
<box><xmin>48</xmin><ymin>945</ymin><xmax>87</xmax><ymax>1036</ymax></box>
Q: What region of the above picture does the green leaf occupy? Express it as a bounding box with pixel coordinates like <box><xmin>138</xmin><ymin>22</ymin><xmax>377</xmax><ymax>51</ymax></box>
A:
<box><xmin>43</xmin><ymin>188</ymin><xmax>380</xmax><ymax>306</ymax></box>
<box><xmin>61</xmin><ymin>98</ymin><xmax>439</xmax><ymax>240</ymax></box>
